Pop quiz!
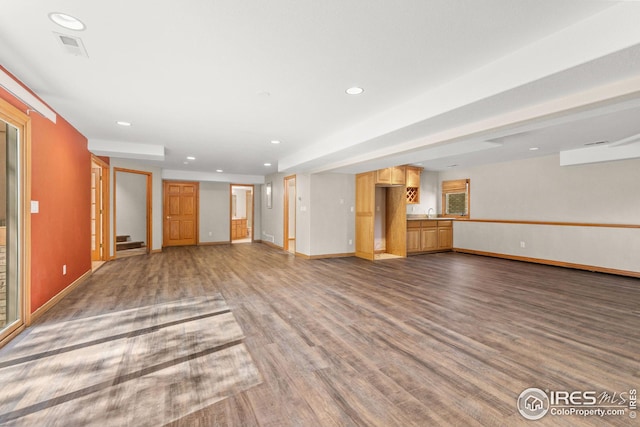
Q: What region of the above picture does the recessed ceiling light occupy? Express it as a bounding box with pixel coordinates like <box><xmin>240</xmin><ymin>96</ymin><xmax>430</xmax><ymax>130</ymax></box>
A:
<box><xmin>49</xmin><ymin>12</ymin><xmax>85</xmax><ymax>31</ymax></box>
<box><xmin>270</xmin><ymin>140</ymin><xmax>281</xmax><ymax>144</ymax></box>
<box><xmin>216</xmin><ymin>169</ymin><xmax>223</xmax><ymax>173</ymax></box>
<box><xmin>346</xmin><ymin>87</ymin><xmax>364</xmax><ymax>95</ymax></box>
<box><xmin>529</xmin><ymin>147</ymin><xmax>539</xmax><ymax>151</ymax></box>
<box><xmin>186</xmin><ymin>156</ymin><xmax>196</xmax><ymax>160</ymax></box>
<box><xmin>116</xmin><ymin>121</ymin><xmax>131</xmax><ymax>127</ymax></box>
<box><xmin>264</xmin><ymin>163</ymin><xmax>272</xmax><ymax>167</ymax></box>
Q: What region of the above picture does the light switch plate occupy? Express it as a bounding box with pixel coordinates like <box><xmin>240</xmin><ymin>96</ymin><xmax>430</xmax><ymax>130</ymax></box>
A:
<box><xmin>31</xmin><ymin>200</ymin><xmax>39</xmax><ymax>213</ymax></box>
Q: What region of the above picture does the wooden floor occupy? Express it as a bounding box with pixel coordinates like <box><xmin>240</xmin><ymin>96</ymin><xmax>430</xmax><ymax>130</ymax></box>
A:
<box><xmin>1</xmin><ymin>244</ymin><xmax>639</xmax><ymax>426</ymax></box>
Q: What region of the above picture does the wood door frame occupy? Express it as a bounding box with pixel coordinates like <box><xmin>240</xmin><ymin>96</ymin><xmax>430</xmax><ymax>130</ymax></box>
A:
<box><xmin>283</xmin><ymin>175</ymin><xmax>296</xmax><ymax>252</ymax></box>
<box><xmin>90</xmin><ymin>155</ymin><xmax>110</xmax><ymax>261</ymax></box>
<box><xmin>229</xmin><ymin>184</ymin><xmax>254</xmax><ymax>243</ymax></box>
<box><xmin>114</xmin><ymin>168</ymin><xmax>152</xmax><ymax>256</ymax></box>
<box><xmin>0</xmin><ymin>97</ymin><xmax>32</xmax><ymax>346</ymax></box>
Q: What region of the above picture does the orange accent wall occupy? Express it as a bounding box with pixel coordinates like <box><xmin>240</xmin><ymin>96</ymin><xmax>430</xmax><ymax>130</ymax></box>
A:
<box><xmin>0</xmin><ymin>67</ymin><xmax>91</xmax><ymax>313</ymax></box>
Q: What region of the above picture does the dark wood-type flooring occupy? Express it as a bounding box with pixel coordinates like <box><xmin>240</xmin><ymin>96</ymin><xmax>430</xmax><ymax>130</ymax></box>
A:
<box><xmin>1</xmin><ymin>244</ymin><xmax>639</xmax><ymax>426</ymax></box>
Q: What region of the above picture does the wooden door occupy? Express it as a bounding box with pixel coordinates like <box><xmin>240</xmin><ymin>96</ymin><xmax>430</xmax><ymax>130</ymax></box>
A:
<box><xmin>91</xmin><ymin>167</ymin><xmax>102</xmax><ymax>261</ymax></box>
<box><xmin>163</xmin><ymin>181</ymin><xmax>198</xmax><ymax>247</ymax></box>
<box><xmin>355</xmin><ymin>172</ymin><xmax>375</xmax><ymax>260</ymax></box>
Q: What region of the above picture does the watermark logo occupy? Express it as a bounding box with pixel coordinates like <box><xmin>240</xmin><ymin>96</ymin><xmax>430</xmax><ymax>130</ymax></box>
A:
<box><xmin>517</xmin><ymin>387</ymin><xmax>637</xmax><ymax>420</ymax></box>
<box><xmin>517</xmin><ymin>388</ymin><xmax>550</xmax><ymax>420</ymax></box>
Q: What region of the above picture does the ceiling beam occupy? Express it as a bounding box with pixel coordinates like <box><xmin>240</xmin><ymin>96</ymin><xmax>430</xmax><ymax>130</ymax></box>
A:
<box><xmin>279</xmin><ymin>3</ymin><xmax>640</xmax><ymax>174</ymax></box>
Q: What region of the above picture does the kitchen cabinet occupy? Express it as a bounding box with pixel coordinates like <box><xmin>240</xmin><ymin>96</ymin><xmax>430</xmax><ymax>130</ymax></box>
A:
<box><xmin>407</xmin><ymin>220</ymin><xmax>453</xmax><ymax>253</ymax></box>
<box><xmin>406</xmin><ymin>221</ymin><xmax>421</xmax><ymax>252</ymax></box>
<box><xmin>437</xmin><ymin>220</ymin><xmax>453</xmax><ymax>249</ymax></box>
<box><xmin>405</xmin><ymin>166</ymin><xmax>422</xmax><ymax>204</ymax></box>
<box><xmin>356</xmin><ymin>171</ymin><xmax>406</xmax><ymax>260</ymax></box>
<box><xmin>375</xmin><ymin>166</ymin><xmax>406</xmax><ymax>185</ymax></box>
<box><xmin>405</xmin><ymin>166</ymin><xmax>421</xmax><ymax>187</ymax></box>
<box><xmin>421</xmin><ymin>224</ymin><xmax>438</xmax><ymax>251</ymax></box>
<box><xmin>231</xmin><ymin>218</ymin><xmax>247</xmax><ymax>239</ymax></box>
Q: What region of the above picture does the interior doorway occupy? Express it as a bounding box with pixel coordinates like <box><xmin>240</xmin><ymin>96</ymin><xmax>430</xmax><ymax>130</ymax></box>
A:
<box><xmin>230</xmin><ymin>184</ymin><xmax>254</xmax><ymax>243</ymax></box>
<box><xmin>90</xmin><ymin>156</ymin><xmax>109</xmax><ymax>269</ymax></box>
<box><xmin>114</xmin><ymin>168</ymin><xmax>152</xmax><ymax>257</ymax></box>
<box><xmin>0</xmin><ymin>99</ymin><xmax>31</xmax><ymax>347</ymax></box>
<box><xmin>283</xmin><ymin>175</ymin><xmax>296</xmax><ymax>254</ymax></box>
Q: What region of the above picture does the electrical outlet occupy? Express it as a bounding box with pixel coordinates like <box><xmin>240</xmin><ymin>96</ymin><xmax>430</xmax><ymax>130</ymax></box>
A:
<box><xmin>63</xmin><ymin>264</ymin><xmax>67</xmax><ymax>275</ymax></box>
<box><xmin>348</xmin><ymin>239</ymin><xmax>353</xmax><ymax>245</ymax></box>
<box><xmin>520</xmin><ymin>241</ymin><xmax>526</xmax><ymax>248</ymax></box>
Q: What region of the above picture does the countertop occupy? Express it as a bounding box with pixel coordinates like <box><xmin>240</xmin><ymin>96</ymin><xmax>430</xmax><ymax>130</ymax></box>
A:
<box><xmin>406</xmin><ymin>216</ymin><xmax>456</xmax><ymax>221</ymax></box>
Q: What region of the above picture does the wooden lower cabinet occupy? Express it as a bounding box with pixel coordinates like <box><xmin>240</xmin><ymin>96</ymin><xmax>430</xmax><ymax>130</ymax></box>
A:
<box><xmin>421</xmin><ymin>226</ymin><xmax>438</xmax><ymax>251</ymax></box>
<box><xmin>231</xmin><ymin>218</ymin><xmax>248</xmax><ymax>240</ymax></box>
<box><xmin>407</xmin><ymin>220</ymin><xmax>453</xmax><ymax>253</ymax></box>
<box><xmin>438</xmin><ymin>221</ymin><xmax>453</xmax><ymax>249</ymax></box>
<box><xmin>407</xmin><ymin>226</ymin><xmax>421</xmax><ymax>252</ymax></box>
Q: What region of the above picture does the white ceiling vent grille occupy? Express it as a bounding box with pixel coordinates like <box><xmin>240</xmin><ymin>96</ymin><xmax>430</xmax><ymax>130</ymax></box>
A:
<box><xmin>53</xmin><ymin>32</ymin><xmax>89</xmax><ymax>58</ymax></box>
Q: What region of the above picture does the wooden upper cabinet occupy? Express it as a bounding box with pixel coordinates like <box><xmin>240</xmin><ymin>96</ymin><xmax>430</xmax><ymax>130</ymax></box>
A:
<box><xmin>405</xmin><ymin>166</ymin><xmax>421</xmax><ymax>188</ymax></box>
<box><xmin>375</xmin><ymin>167</ymin><xmax>392</xmax><ymax>185</ymax></box>
<box><xmin>405</xmin><ymin>166</ymin><xmax>422</xmax><ymax>204</ymax></box>
<box><xmin>391</xmin><ymin>166</ymin><xmax>405</xmax><ymax>185</ymax></box>
<box><xmin>375</xmin><ymin>166</ymin><xmax>405</xmax><ymax>185</ymax></box>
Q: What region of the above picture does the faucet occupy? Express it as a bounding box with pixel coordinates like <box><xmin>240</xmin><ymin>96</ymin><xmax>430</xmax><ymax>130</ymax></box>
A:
<box><xmin>427</xmin><ymin>208</ymin><xmax>435</xmax><ymax>218</ymax></box>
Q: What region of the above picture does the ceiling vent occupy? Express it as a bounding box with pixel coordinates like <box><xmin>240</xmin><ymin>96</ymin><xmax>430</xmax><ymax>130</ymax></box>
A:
<box><xmin>53</xmin><ymin>32</ymin><xmax>89</xmax><ymax>58</ymax></box>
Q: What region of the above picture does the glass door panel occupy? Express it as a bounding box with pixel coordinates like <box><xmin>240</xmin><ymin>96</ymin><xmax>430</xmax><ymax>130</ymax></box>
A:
<box><xmin>0</xmin><ymin>120</ymin><xmax>20</xmax><ymax>336</ymax></box>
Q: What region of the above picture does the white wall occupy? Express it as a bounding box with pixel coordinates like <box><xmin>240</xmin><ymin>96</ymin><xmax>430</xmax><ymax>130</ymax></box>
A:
<box><xmin>115</xmin><ymin>171</ymin><xmax>147</xmax><ymax>244</ymax></box>
<box><xmin>406</xmin><ymin>170</ymin><xmax>439</xmax><ymax>215</ymax></box>
<box><xmin>439</xmin><ymin>155</ymin><xmax>640</xmax><ymax>273</ymax></box>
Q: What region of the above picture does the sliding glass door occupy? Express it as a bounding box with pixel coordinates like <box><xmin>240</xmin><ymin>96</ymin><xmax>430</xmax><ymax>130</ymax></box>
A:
<box><xmin>0</xmin><ymin>120</ymin><xmax>21</xmax><ymax>340</ymax></box>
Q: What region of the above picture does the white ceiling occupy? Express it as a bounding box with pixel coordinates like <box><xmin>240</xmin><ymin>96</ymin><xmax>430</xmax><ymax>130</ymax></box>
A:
<box><xmin>2</xmin><ymin>0</ymin><xmax>640</xmax><ymax>181</ymax></box>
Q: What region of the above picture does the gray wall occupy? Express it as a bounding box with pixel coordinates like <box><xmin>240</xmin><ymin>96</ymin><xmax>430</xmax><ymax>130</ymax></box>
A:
<box><xmin>199</xmin><ymin>183</ymin><xmax>261</xmax><ymax>243</ymax></box>
<box><xmin>115</xmin><ymin>171</ymin><xmax>147</xmax><ymax>244</ymax></box>
<box><xmin>439</xmin><ymin>155</ymin><xmax>640</xmax><ymax>273</ymax></box>
<box><xmin>260</xmin><ymin>173</ymin><xmax>286</xmax><ymax>246</ymax></box>
<box><xmin>200</xmin><ymin>182</ymin><xmax>231</xmax><ymax>243</ymax></box>
<box><xmin>309</xmin><ymin>173</ymin><xmax>355</xmax><ymax>256</ymax></box>
<box><xmin>259</xmin><ymin>172</ymin><xmax>355</xmax><ymax>257</ymax></box>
